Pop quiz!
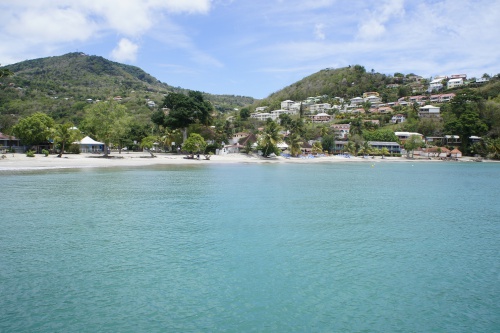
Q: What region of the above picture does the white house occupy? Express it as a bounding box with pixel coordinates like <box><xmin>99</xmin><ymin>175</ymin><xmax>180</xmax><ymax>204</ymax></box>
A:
<box><xmin>447</xmin><ymin>78</ymin><xmax>464</xmax><ymax>89</ymax></box>
<box><xmin>391</xmin><ymin>114</ymin><xmax>406</xmax><ymax>124</ymax></box>
<box><xmin>429</xmin><ymin>78</ymin><xmax>444</xmax><ymax>91</ymax></box>
<box><xmin>75</xmin><ymin>136</ymin><xmax>104</xmax><ymax>153</ymax></box>
<box><xmin>309</xmin><ymin>103</ymin><xmax>331</xmax><ymax>113</ymax></box>
<box><xmin>395</xmin><ymin>132</ymin><xmax>424</xmax><ymax>143</ymax></box>
<box><xmin>281</xmin><ymin>100</ymin><xmax>295</xmax><ymax>110</ymax></box>
<box><xmin>350</xmin><ymin>97</ymin><xmax>364</xmax><ymax>105</ymax></box>
<box><xmin>418</xmin><ymin>105</ymin><xmax>441</xmax><ymax>118</ymax></box>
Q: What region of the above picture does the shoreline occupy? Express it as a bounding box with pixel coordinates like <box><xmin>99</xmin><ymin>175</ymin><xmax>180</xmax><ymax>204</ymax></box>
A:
<box><xmin>0</xmin><ymin>152</ymin><xmax>494</xmax><ymax>172</ymax></box>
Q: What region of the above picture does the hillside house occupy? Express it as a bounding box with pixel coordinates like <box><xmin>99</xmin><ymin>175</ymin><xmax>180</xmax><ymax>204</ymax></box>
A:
<box><xmin>309</xmin><ymin>103</ymin><xmax>331</xmax><ymax>113</ymax></box>
<box><xmin>331</xmin><ymin>124</ymin><xmax>350</xmax><ymax>139</ymax></box>
<box><xmin>391</xmin><ymin>114</ymin><xmax>406</xmax><ymax>124</ymax></box>
<box><xmin>350</xmin><ymin>97</ymin><xmax>364</xmax><ymax>105</ymax></box>
<box><xmin>447</xmin><ymin>78</ymin><xmax>464</xmax><ymax>89</ymax></box>
<box><xmin>429</xmin><ymin>78</ymin><xmax>444</xmax><ymax>91</ymax></box>
<box><xmin>395</xmin><ymin>132</ymin><xmax>424</xmax><ymax>143</ymax></box>
<box><xmin>310</xmin><ymin>113</ymin><xmax>332</xmax><ymax>123</ymax></box>
<box><xmin>418</xmin><ymin>105</ymin><xmax>440</xmax><ymax>118</ymax></box>
<box><xmin>281</xmin><ymin>100</ymin><xmax>295</xmax><ymax>110</ymax></box>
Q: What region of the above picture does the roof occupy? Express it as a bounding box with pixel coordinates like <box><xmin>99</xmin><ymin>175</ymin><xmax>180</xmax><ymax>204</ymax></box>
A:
<box><xmin>0</xmin><ymin>132</ymin><xmax>19</xmax><ymax>140</ymax></box>
<box><xmin>77</xmin><ymin>136</ymin><xmax>104</xmax><ymax>145</ymax></box>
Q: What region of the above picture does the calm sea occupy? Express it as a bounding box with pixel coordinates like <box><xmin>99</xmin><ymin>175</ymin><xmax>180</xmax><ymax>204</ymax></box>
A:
<box><xmin>1</xmin><ymin>162</ymin><xmax>499</xmax><ymax>332</ymax></box>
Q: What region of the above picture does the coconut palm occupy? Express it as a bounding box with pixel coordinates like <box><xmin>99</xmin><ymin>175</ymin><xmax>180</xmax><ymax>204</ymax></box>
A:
<box><xmin>259</xmin><ymin>120</ymin><xmax>283</xmax><ymax>157</ymax></box>
<box><xmin>286</xmin><ymin>132</ymin><xmax>303</xmax><ymax>157</ymax></box>
<box><xmin>53</xmin><ymin>123</ymin><xmax>78</xmax><ymax>158</ymax></box>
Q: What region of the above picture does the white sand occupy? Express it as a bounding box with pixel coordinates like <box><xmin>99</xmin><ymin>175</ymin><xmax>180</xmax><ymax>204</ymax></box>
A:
<box><xmin>0</xmin><ymin>151</ymin><xmax>485</xmax><ymax>171</ymax></box>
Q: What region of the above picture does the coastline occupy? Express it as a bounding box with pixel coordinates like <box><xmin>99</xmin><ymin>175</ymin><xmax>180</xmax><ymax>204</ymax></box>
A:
<box><xmin>0</xmin><ymin>151</ymin><xmax>493</xmax><ymax>171</ymax></box>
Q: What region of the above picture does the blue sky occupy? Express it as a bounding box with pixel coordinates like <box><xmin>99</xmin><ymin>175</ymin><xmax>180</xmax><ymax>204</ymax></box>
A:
<box><xmin>1</xmin><ymin>0</ymin><xmax>499</xmax><ymax>99</ymax></box>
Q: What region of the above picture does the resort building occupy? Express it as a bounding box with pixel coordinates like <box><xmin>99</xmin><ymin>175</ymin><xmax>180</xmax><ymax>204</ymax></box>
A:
<box><xmin>309</xmin><ymin>113</ymin><xmax>332</xmax><ymax>123</ymax></box>
<box><xmin>447</xmin><ymin>78</ymin><xmax>464</xmax><ymax>89</ymax></box>
<box><xmin>281</xmin><ymin>100</ymin><xmax>295</xmax><ymax>110</ymax></box>
<box><xmin>368</xmin><ymin>141</ymin><xmax>401</xmax><ymax>154</ymax></box>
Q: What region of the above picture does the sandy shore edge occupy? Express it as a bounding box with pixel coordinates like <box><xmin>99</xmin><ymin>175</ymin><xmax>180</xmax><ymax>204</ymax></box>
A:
<box><xmin>0</xmin><ymin>152</ymin><xmax>492</xmax><ymax>171</ymax></box>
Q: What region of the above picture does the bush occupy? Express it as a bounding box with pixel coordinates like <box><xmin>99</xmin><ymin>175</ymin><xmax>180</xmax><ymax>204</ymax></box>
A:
<box><xmin>67</xmin><ymin>144</ymin><xmax>80</xmax><ymax>154</ymax></box>
<box><xmin>26</xmin><ymin>150</ymin><xmax>35</xmax><ymax>157</ymax></box>
<box><xmin>42</xmin><ymin>149</ymin><xmax>49</xmax><ymax>157</ymax></box>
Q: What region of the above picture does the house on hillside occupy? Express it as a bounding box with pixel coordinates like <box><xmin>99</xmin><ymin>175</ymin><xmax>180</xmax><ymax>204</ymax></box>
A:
<box><xmin>281</xmin><ymin>100</ymin><xmax>295</xmax><ymax>110</ymax></box>
<box><xmin>395</xmin><ymin>132</ymin><xmax>424</xmax><ymax>143</ymax></box>
<box><xmin>447</xmin><ymin>78</ymin><xmax>464</xmax><ymax>89</ymax></box>
<box><xmin>331</xmin><ymin>124</ymin><xmax>350</xmax><ymax>139</ymax></box>
<box><xmin>391</xmin><ymin>114</ymin><xmax>406</xmax><ymax>124</ymax></box>
<box><xmin>310</xmin><ymin>113</ymin><xmax>332</xmax><ymax>123</ymax></box>
<box><xmin>418</xmin><ymin>105</ymin><xmax>441</xmax><ymax>118</ymax></box>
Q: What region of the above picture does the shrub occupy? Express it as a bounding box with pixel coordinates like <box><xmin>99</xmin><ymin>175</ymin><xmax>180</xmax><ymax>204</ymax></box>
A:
<box><xmin>42</xmin><ymin>149</ymin><xmax>49</xmax><ymax>157</ymax></box>
<box><xmin>67</xmin><ymin>144</ymin><xmax>80</xmax><ymax>154</ymax></box>
<box><xmin>26</xmin><ymin>150</ymin><xmax>35</xmax><ymax>157</ymax></box>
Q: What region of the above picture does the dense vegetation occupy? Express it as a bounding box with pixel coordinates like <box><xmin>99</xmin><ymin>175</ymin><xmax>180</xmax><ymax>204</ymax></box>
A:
<box><xmin>2</xmin><ymin>54</ymin><xmax>500</xmax><ymax>159</ymax></box>
<box><xmin>0</xmin><ymin>53</ymin><xmax>254</xmax><ymax>130</ymax></box>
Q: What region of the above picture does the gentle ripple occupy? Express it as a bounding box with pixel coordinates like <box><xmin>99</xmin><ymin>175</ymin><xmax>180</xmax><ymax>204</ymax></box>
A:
<box><xmin>0</xmin><ymin>162</ymin><xmax>499</xmax><ymax>332</ymax></box>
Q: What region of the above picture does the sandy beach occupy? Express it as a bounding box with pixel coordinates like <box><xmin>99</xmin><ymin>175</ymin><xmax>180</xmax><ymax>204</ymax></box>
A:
<box><xmin>0</xmin><ymin>151</ymin><xmax>489</xmax><ymax>171</ymax></box>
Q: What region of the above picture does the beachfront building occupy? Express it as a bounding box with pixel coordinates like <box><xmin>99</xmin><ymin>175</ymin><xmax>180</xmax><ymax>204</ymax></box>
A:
<box><xmin>0</xmin><ymin>132</ymin><xmax>21</xmax><ymax>152</ymax></box>
<box><xmin>444</xmin><ymin>135</ymin><xmax>461</xmax><ymax>147</ymax></box>
<box><xmin>368</xmin><ymin>141</ymin><xmax>401</xmax><ymax>154</ymax></box>
<box><xmin>75</xmin><ymin>136</ymin><xmax>104</xmax><ymax>153</ymax></box>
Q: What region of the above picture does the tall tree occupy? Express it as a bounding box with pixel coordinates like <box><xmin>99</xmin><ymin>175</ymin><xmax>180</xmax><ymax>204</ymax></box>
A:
<box><xmin>53</xmin><ymin>123</ymin><xmax>79</xmax><ymax>157</ymax></box>
<box><xmin>81</xmin><ymin>101</ymin><xmax>128</xmax><ymax>156</ymax></box>
<box><xmin>160</xmin><ymin>91</ymin><xmax>213</xmax><ymax>141</ymax></box>
<box><xmin>258</xmin><ymin>120</ymin><xmax>283</xmax><ymax>157</ymax></box>
<box><xmin>12</xmin><ymin>112</ymin><xmax>55</xmax><ymax>151</ymax></box>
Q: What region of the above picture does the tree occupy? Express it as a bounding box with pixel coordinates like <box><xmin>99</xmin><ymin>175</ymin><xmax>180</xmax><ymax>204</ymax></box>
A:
<box><xmin>404</xmin><ymin>135</ymin><xmax>423</xmax><ymax>158</ymax></box>
<box><xmin>80</xmin><ymin>101</ymin><xmax>128</xmax><ymax>156</ymax></box>
<box><xmin>380</xmin><ymin>147</ymin><xmax>389</xmax><ymax>158</ymax></box>
<box><xmin>160</xmin><ymin>91</ymin><xmax>213</xmax><ymax>141</ymax></box>
<box><xmin>344</xmin><ymin>141</ymin><xmax>357</xmax><ymax>155</ymax></box>
<box><xmin>286</xmin><ymin>132</ymin><xmax>303</xmax><ymax>157</ymax></box>
<box><xmin>240</xmin><ymin>107</ymin><xmax>250</xmax><ymax>120</ymax></box>
<box><xmin>258</xmin><ymin>120</ymin><xmax>283</xmax><ymax>157</ymax></box>
<box><xmin>183</xmin><ymin>133</ymin><xmax>207</xmax><ymax>155</ymax></box>
<box><xmin>12</xmin><ymin>112</ymin><xmax>55</xmax><ymax>152</ymax></box>
<box><xmin>358</xmin><ymin>141</ymin><xmax>372</xmax><ymax>156</ymax></box>
<box><xmin>321</xmin><ymin>134</ymin><xmax>336</xmax><ymax>153</ymax></box>
<box><xmin>312</xmin><ymin>141</ymin><xmax>323</xmax><ymax>154</ymax></box>
<box><xmin>0</xmin><ymin>68</ymin><xmax>14</xmax><ymax>78</ymax></box>
<box><xmin>53</xmin><ymin>123</ymin><xmax>79</xmax><ymax>157</ymax></box>
<box><xmin>140</xmin><ymin>136</ymin><xmax>157</xmax><ymax>157</ymax></box>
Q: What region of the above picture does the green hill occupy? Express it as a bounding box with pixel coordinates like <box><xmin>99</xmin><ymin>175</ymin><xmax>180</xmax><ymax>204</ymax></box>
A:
<box><xmin>0</xmin><ymin>53</ymin><xmax>254</xmax><ymax>128</ymax></box>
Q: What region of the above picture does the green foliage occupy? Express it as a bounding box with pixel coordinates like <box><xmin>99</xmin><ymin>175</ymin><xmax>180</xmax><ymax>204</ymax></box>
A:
<box><xmin>26</xmin><ymin>150</ymin><xmax>35</xmax><ymax>157</ymax></box>
<box><xmin>321</xmin><ymin>134</ymin><xmax>336</xmax><ymax>153</ymax></box>
<box><xmin>67</xmin><ymin>144</ymin><xmax>80</xmax><ymax>154</ymax></box>
<box><xmin>80</xmin><ymin>101</ymin><xmax>128</xmax><ymax>154</ymax></box>
<box><xmin>183</xmin><ymin>133</ymin><xmax>207</xmax><ymax>153</ymax></box>
<box><xmin>159</xmin><ymin>91</ymin><xmax>213</xmax><ymax>131</ymax></box>
<box><xmin>362</xmin><ymin>128</ymin><xmax>398</xmax><ymax>142</ymax></box>
<box><xmin>12</xmin><ymin>112</ymin><xmax>55</xmax><ymax>146</ymax></box>
<box><xmin>42</xmin><ymin>149</ymin><xmax>49</xmax><ymax>156</ymax></box>
<box><xmin>258</xmin><ymin>120</ymin><xmax>283</xmax><ymax>157</ymax></box>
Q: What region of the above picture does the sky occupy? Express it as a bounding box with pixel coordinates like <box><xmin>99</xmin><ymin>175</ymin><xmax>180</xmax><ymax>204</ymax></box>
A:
<box><xmin>0</xmin><ymin>0</ymin><xmax>499</xmax><ymax>99</ymax></box>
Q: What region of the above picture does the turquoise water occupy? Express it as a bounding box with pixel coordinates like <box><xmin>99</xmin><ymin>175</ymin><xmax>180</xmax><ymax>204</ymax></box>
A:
<box><xmin>1</xmin><ymin>162</ymin><xmax>499</xmax><ymax>332</ymax></box>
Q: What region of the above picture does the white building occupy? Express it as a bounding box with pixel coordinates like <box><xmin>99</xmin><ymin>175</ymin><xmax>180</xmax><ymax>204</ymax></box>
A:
<box><xmin>309</xmin><ymin>103</ymin><xmax>331</xmax><ymax>113</ymax></box>
<box><xmin>418</xmin><ymin>105</ymin><xmax>441</xmax><ymax>118</ymax></box>
<box><xmin>447</xmin><ymin>78</ymin><xmax>464</xmax><ymax>89</ymax></box>
<box><xmin>281</xmin><ymin>100</ymin><xmax>295</xmax><ymax>110</ymax></box>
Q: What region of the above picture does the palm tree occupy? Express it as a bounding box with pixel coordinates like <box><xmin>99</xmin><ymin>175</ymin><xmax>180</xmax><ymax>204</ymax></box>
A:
<box><xmin>53</xmin><ymin>123</ymin><xmax>78</xmax><ymax>158</ymax></box>
<box><xmin>380</xmin><ymin>147</ymin><xmax>389</xmax><ymax>158</ymax></box>
<box><xmin>286</xmin><ymin>132</ymin><xmax>303</xmax><ymax>157</ymax></box>
<box><xmin>259</xmin><ymin>120</ymin><xmax>283</xmax><ymax>157</ymax></box>
<box><xmin>344</xmin><ymin>141</ymin><xmax>357</xmax><ymax>156</ymax></box>
<box><xmin>358</xmin><ymin>141</ymin><xmax>372</xmax><ymax>156</ymax></box>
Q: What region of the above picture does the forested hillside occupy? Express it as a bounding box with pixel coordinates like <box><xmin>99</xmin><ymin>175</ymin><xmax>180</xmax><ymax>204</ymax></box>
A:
<box><xmin>0</xmin><ymin>53</ymin><xmax>254</xmax><ymax>129</ymax></box>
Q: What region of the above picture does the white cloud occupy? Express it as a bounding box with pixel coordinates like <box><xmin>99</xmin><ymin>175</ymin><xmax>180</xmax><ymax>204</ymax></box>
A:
<box><xmin>110</xmin><ymin>38</ymin><xmax>139</xmax><ymax>62</ymax></box>
<box><xmin>314</xmin><ymin>24</ymin><xmax>326</xmax><ymax>40</ymax></box>
<box><xmin>0</xmin><ymin>0</ymin><xmax>212</xmax><ymax>64</ymax></box>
